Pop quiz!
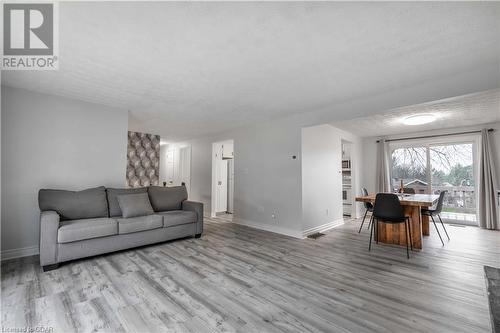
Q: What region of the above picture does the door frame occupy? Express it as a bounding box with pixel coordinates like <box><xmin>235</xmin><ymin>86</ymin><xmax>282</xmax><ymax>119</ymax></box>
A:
<box><xmin>211</xmin><ymin>139</ymin><xmax>234</xmax><ymax>218</ymax></box>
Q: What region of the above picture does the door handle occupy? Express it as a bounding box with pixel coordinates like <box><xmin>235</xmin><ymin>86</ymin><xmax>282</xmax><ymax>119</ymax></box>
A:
<box><xmin>218</xmin><ymin>181</ymin><xmax>222</xmax><ymax>185</ymax></box>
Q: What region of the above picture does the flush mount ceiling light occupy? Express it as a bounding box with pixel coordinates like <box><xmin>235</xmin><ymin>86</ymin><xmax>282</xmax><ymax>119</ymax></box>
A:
<box><xmin>401</xmin><ymin>113</ymin><xmax>437</xmax><ymax>126</ymax></box>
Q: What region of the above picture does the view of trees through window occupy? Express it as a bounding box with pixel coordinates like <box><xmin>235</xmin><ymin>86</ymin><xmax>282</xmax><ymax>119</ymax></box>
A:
<box><xmin>430</xmin><ymin>144</ymin><xmax>473</xmax><ymax>187</ymax></box>
<box><xmin>391</xmin><ymin>147</ymin><xmax>427</xmax><ymax>191</ymax></box>
<box><xmin>391</xmin><ymin>143</ymin><xmax>476</xmax><ymax>224</ymax></box>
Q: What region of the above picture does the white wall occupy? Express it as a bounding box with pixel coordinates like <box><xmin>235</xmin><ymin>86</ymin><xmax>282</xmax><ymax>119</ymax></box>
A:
<box><xmin>361</xmin><ymin>138</ymin><xmax>378</xmax><ymax>194</ymax></box>
<box><xmin>361</xmin><ymin>121</ymin><xmax>500</xmax><ymax>193</ymax></box>
<box><xmin>182</xmin><ymin>115</ymin><xmax>304</xmax><ymax>237</ymax></box>
<box><xmin>177</xmin><ymin>113</ymin><xmax>364</xmax><ymax>237</ymax></box>
<box><xmin>301</xmin><ymin>124</ymin><xmax>365</xmax><ymax>234</ymax></box>
<box><xmin>301</xmin><ymin>125</ymin><xmax>343</xmax><ymax>232</ymax></box>
<box><xmin>1</xmin><ymin>86</ymin><xmax>129</xmax><ymax>258</ymax></box>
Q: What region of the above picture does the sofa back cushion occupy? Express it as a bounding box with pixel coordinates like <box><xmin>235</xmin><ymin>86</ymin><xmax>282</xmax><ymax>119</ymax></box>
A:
<box><xmin>106</xmin><ymin>187</ymin><xmax>148</xmax><ymax>217</ymax></box>
<box><xmin>148</xmin><ymin>186</ymin><xmax>187</xmax><ymax>212</ymax></box>
<box><xmin>117</xmin><ymin>193</ymin><xmax>154</xmax><ymax>218</ymax></box>
<box><xmin>39</xmin><ymin>186</ymin><xmax>108</xmax><ymax>220</ymax></box>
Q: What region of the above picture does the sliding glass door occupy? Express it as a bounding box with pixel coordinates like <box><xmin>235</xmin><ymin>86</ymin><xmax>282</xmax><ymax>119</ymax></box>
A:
<box><xmin>390</xmin><ymin>141</ymin><xmax>477</xmax><ymax>226</ymax></box>
<box><xmin>429</xmin><ymin>143</ymin><xmax>476</xmax><ymax>225</ymax></box>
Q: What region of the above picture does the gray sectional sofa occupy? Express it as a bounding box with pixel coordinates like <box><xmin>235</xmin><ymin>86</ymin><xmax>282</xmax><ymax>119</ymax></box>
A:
<box><xmin>38</xmin><ymin>185</ymin><xmax>203</xmax><ymax>271</ymax></box>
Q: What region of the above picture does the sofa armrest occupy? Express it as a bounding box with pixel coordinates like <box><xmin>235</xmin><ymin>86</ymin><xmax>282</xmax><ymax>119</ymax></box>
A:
<box><xmin>182</xmin><ymin>200</ymin><xmax>203</xmax><ymax>234</ymax></box>
<box><xmin>39</xmin><ymin>211</ymin><xmax>60</xmax><ymax>266</ymax></box>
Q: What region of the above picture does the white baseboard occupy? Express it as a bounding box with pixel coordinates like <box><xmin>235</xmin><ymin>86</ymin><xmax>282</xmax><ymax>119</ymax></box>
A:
<box><xmin>302</xmin><ymin>218</ymin><xmax>345</xmax><ymax>238</ymax></box>
<box><xmin>1</xmin><ymin>245</ymin><xmax>39</xmax><ymax>261</ymax></box>
<box><xmin>232</xmin><ymin>218</ymin><xmax>304</xmax><ymax>238</ymax></box>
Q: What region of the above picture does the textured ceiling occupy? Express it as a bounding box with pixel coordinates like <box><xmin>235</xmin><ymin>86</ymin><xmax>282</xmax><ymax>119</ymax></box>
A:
<box><xmin>331</xmin><ymin>89</ymin><xmax>500</xmax><ymax>138</ymax></box>
<box><xmin>2</xmin><ymin>2</ymin><xmax>500</xmax><ymax>140</ymax></box>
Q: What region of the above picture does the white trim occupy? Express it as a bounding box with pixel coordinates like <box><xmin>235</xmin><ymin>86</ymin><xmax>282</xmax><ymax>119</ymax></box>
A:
<box><xmin>211</xmin><ymin>142</ymin><xmax>218</xmax><ymax>218</ymax></box>
<box><xmin>1</xmin><ymin>245</ymin><xmax>39</xmax><ymax>261</ymax></box>
<box><xmin>302</xmin><ymin>218</ymin><xmax>345</xmax><ymax>238</ymax></box>
<box><xmin>232</xmin><ymin>217</ymin><xmax>303</xmax><ymax>238</ymax></box>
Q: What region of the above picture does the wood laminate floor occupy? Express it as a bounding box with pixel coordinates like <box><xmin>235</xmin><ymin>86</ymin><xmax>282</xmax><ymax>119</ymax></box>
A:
<box><xmin>2</xmin><ymin>216</ymin><xmax>499</xmax><ymax>333</ymax></box>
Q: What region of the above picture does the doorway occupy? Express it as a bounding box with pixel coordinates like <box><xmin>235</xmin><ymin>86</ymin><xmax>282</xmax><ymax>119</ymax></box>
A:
<box><xmin>179</xmin><ymin>146</ymin><xmax>191</xmax><ymax>195</ymax></box>
<box><xmin>161</xmin><ymin>144</ymin><xmax>192</xmax><ymax>195</ymax></box>
<box><xmin>211</xmin><ymin>140</ymin><xmax>234</xmax><ymax>218</ymax></box>
<box><xmin>390</xmin><ymin>139</ymin><xmax>478</xmax><ymax>226</ymax></box>
<box><xmin>341</xmin><ymin>141</ymin><xmax>353</xmax><ymax>217</ymax></box>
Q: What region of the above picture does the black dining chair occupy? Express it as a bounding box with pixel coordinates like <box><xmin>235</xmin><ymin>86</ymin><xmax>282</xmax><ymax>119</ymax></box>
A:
<box><xmin>421</xmin><ymin>191</ymin><xmax>449</xmax><ymax>246</ymax></box>
<box><xmin>358</xmin><ymin>188</ymin><xmax>373</xmax><ymax>233</ymax></box>
<box><xmin>403</xmin><ymin>187</ymin><xmax>416</xmax><ymax>194</ymax></box>
<box><xmin>369</xmin><ymin>193</ymin><xmax>413</xmax><ymax>259</ymax></box>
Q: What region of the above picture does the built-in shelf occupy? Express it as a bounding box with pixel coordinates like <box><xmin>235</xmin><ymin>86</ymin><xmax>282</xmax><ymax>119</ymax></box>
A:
<box><xmin>341</xmin><ymin>148</ymin><xmax>352</xmax><ymax>218</ymax></box>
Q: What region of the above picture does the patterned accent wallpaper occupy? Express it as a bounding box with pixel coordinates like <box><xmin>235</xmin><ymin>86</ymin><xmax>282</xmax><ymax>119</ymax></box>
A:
<box><xmin>126</xmin><ymin>131</ymin><xmax>160</xmax><ymax>187</ymax></box>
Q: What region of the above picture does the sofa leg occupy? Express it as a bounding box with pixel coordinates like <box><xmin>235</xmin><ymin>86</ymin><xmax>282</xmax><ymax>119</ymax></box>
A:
<box><xmin>195</xmin><ymin>233</ymin><xmax>202</xmax><ymax>239</ymax></box>
<box><xmin>42</xmin><ymin>264</ymin><xmax>59</xmax><ymax>272</ymax></box>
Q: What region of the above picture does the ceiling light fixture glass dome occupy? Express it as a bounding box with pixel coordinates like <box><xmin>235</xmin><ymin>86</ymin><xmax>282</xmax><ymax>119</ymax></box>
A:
<box><xmin>402</xmin><ymin>113</ymin><xmax>437</xmax><ymax>126</ymax></box>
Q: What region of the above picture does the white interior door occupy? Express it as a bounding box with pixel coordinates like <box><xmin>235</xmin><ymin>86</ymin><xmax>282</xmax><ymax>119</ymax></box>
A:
<box><xmin>179</xmin><ymin>146</ymin><xmax>191</xmax><ymax>195</ymax></box>
<box><xmin>166</xmin><ymin>149</ymin><xmax>175</xmax><ymax>185</ymax></box>
<box><xmin>216</xmin><ymin>159</ymin><xmax>228</xmax><ymax>212</ymax></box>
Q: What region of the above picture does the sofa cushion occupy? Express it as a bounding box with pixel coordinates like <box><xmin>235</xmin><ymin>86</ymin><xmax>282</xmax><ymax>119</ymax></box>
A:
<box><xmin>117</xmin><ymin>215</ymin><xmax>163</xmax><ymax>234</ymax></box>
<box><xmin>58</xmin><ymin>218</ymin><xmax>117</xmax><ymax>243</ymax></box>
<box><xmin>148</xmin><ymin>186</ymin><xmax>187</xmax><ymax>212</ymax></box>
<box><xmin>107</xmin><ymin>187</ymin><xmax>148</xmax><ymax>217</ymax></box>
<box><xmin>117</xmin><ymin>193</ymin><xmax>154</xmax><ymax>218</ymax></box>
<box><xmin>39</xmin><ymin>186</ymin><xmax>108</xmax><ymax>221</ymax></box>
<box><xmin>158</xmin><ymin>210</ymin><xmax>197</xmax><ymax>228</ymax></box>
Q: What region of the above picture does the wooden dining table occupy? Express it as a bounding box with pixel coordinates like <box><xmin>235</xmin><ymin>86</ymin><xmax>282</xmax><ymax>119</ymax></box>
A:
<box><xmin>355</xmin><ymin>193</ymin><xmax>440</xmax><ymax>250</ymax></box>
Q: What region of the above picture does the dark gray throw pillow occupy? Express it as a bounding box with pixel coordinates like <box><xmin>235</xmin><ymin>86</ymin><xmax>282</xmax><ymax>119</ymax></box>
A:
<box><xmin>117</xmin><ymin>193</ymin><xmax>154</xmax><ymax>218</ymax></box>
<box><xmin>39</xmin><ymin>186</ymin><xmax>108</xmax><ymax>221</ymax></box>
<box><xmin>106</xmin><ymin>187</ymin><xmax>148</xmax><ymax>217</ymax></box>
<box><xmin>148</xmin><ymin>186</ymin><xmax>187</xmax><ymax>212</ymax></box>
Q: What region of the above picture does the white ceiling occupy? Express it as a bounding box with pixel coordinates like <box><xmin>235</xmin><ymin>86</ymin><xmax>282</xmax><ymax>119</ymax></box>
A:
<box><xmin>2</xmin><ymin>2</ymin><xmax>500</xmax><ymax>140</ymax></box>
<box><xmin>331</xmin><ymin>89</ymin><xmax>500</xmax><ymax>138</ymax></box>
